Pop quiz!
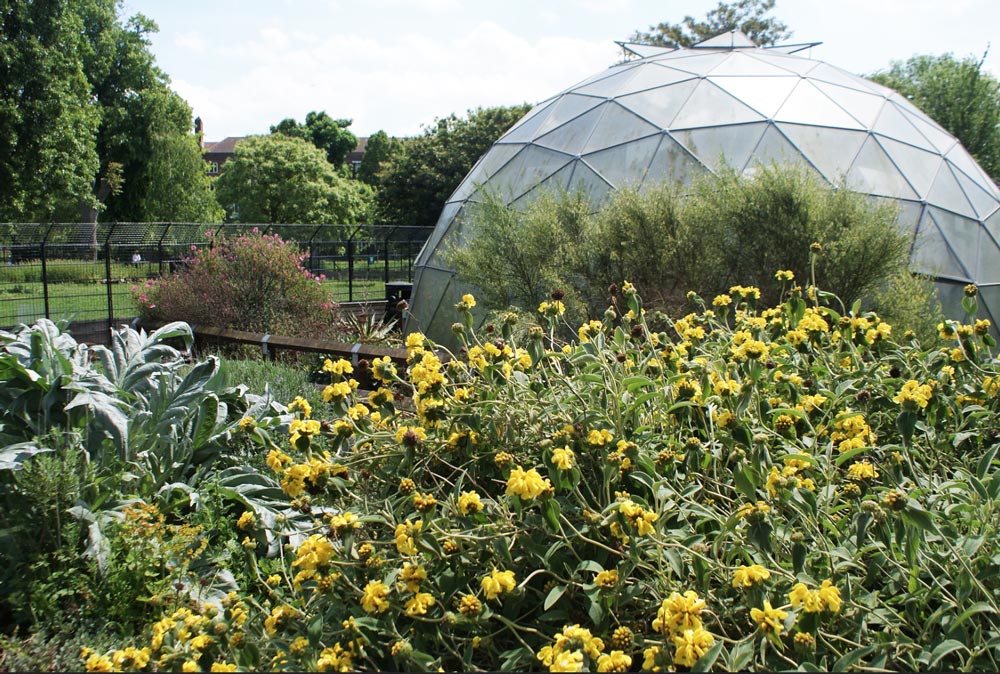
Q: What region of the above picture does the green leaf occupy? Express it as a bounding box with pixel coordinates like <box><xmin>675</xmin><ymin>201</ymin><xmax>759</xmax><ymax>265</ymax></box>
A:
<box><xmin>307</xmin><ymin>613</ymin><xmax>323</xmax><ymax>648</ymax></box>
<box><xmin>951</xmin><ymin>601</ymin><xmax>996</xmax><ymax>630</ymax></box>
<box><xmin>541</xmin><ymin>498</ymin><xmax>561</xmax><ymax>533</ymax></box>
<box><xmin>692</xmin><ymin>638</ymin><xmax>723</xmax><ymax>672</ymax></box>
<box><xmin>832</xmin><ymin>645</ymin><xmax>875</xmax><ymax>672</ymax></box>
<box><xmin>902</xmin><ymin>499</ymin><xmax>939</xmax><ymax>534</ymax></box>
<box><xmin>543</xmin><ymin>584</ymin><xmax>566</xmax><ymax>611</ymax></box>
<box><xmin>834</xmin><ymin>444</ymin><xmax>871</xmax><ymax>466</ymax></box>
<box><xmin>733</xmin><ymin>465</ymin><xmax>757</xmax><ymax>500</ymax></box>
<box><xmin>574</xmin><ymin>560</ymin><xmax>605</xmax><ymax>574</ymax></box>
<box><xmin>927</xmin><ymin>639</ymin><xmax>967</xmax><ymax>668</ymax></box>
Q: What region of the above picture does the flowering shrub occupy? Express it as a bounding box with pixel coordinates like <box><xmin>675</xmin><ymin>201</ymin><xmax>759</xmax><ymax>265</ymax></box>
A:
<box><xmin>84</xmin><ymin>273</ymin><xmax>1000</xmax><ymax>671</ymax></box>
<box><xmin>133</xmin><ymin>229</ymin><xmax>340</xmax><ymax>337</ymax></box>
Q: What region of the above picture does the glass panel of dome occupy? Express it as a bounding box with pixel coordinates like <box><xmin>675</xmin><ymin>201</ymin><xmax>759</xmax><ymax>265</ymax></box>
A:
<box><xmin>776</xmin><ymin>124</ymin><xmax>866</xmax><ymax>183</ymax></box>
<box><xmin>871</xmin><ymin>104</ymin><xmax>936</xmax><ymax>152</ymax></box>
<box><xmin>754</xmin><ymin>52</ymin><xmax>819</xmax><ymax>76</ymax></box>
<box><xmin>909</xmin><ymin>210</ymin><xmax>968</xmax><ymax>279</ymax></box>
<box><xmin>709</xmin><ymin>52</ymin><xmax>793</xmax><ymax>77</ymax></box>
<box><xmin>504</xmin><ymin>98</ymin><xmax>555</xmax><ymax>135</ymax></box>
<box><xmin>898</xmin><ymin>108</ymin><xmax>957</xmax><ymax>155</ymax></box>
<box><xmin>510</xmin><ymin>162</ymin><xmax>575</xmax><ymax>210</ymax></box>
<box><xmin>670</xmin><ymin>80</ymin><xmax>766</xmax><ymax>129</ymax></box>
<box><xmin>622</xmin><ymin>63</ymin><xmax>698</xmax><ymax>96</ymax></box>
<box><xmin>810</xmin><ymin>81</ymin><xmax>886</xmax><ymax>128</ymax></box>
<box><xmin>977</xmin><ymin>285</ymin><xmax>1000</xmax><ymax>325</ymax></box>
<box><xmin>581</xmin><ymin>103</ymin><xmax>662</xmax><ymax>154</ymax></box>
<box><xmin>576</xmin><ymin>66</ymin><xmax>646</xmax><ymax>98</ymax></box>
<box><xmin>929</xmin><ymin>207</ymin><xmax>979</xmax><ymax>277</ymax></box>
<box><xmin>976</xmin><ymin>234</ymin><xmax>1000</xmax><ymax>283</ymax></box>
<box><xmin>421</xmin><ymin>202</ymin><xmax>463</xmax><ymax>258</ymax></box>
<box><xmin>500</xmin><ymin>101</ymin><xmax>559</xmax><ymax>144</ymax></box>
<box><xmin>534</xmin><ymin>94</ymin><xmax>606</xmax><ymax>138</ymax></box>
<box><xmin>691</xmin><ymin>30</ymin><xmax>756</xmax><ymax>49</ymax></box>
<box><xmin>672</xmin><ymin>122</ymin><xmax>768</xmax><ymax>172</ymax></box>
<box><xmin>889</xmin><ymin>198</ymin><xmax>925</xmax><ymax>238</ymax></box>
<box><xmin>808</xmin><ymin>63</ymin><xmax>883</xmax><ymax>93</ymax></box>
<box><xmin>564</xmin><ymin>62</ymin><xmax>639</xmax><ymax>94</ymax></box>
<box><xmin>876</xmin><ymin>136</ymin><xmax>944</xmax><ymax>196</ymax></box>
<box><xmin>945</xmin><ymin>146</ymin><xmax>999</xmax><ymax>194</ymax></box>
<box><xmin>655</xmin><ymin>52</ymin><xmax>730</xmax><ymax>75</ymax></box>
<box><xmin>748</xmin><ymin>124</ymin><xmax>821</xmax><ymax>176</ymax></box>
<box><xmin>583</xmin><ymin>133</ymin><xmax>664</xmax><ymax>186</ymax></box>
<box><xmin>845</xmin><ymin>136</ymin><xmax>918</xmax><ymax>200</ymax></box>
<box><xmin>566</xmin><ymin>162</ymin><xmax>613</xmax><ymax>204</ymax></box>
<box><xmin>951</xmin><ymin>163</ymin><xmax>1000</xmax><ymax>219</ymax></box>
<box><xmin>707</xmin><ymin>75</ymin><xmax>799</xmax><ymax>119</ymax></box>
<box><xmin>926</xmin><ymin>166</ymin><xmax>977</xmax><ymax>219</ymax></box>
<box><xmin>616</xmin><ymin>79</ymin><xmax>699</xmax><ymax>129</ymax></box>
<box><xmin>534</xmin><ymin>104</ymin><xmax>606</xmax><ymax>156</ymax></box>
<box><xmin>451</xmin><ymin>144</ymin><xmax>524</xmax><ymax>202</ymax></box>
<box><xmin>488</xmin><ymin>145</ymin><xmax>574</xmax><ymax>202</ymax></box>
<box><xmin>643</xmin><ymin>135</ymin><xmax>707</xmax><ymax>187</ymax></box>
<box><xmin>774</xmin><ymin>80</ymin><xmax>864</xmax><ymax>130</ymax></box>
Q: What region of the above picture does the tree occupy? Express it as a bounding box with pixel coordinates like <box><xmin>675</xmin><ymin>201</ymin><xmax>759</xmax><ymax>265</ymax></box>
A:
<box><xmin>869</xmin><ymin>52</ymin><xmax>1000</xmax><ymax>184</ymax></box>
<box><xmin>631</xmin><ymin>0</ymin><xmax>791</xmax><ymax>48</ymax></box>
<box><xmin>356</xmin><ymin>130</ymin><xmax>402</xmax><ymax>186</ymax></box>
<box><xmin>213</xmin><ymin>134</ymin><xmax>373</xmax><ymax>224</ymax></box>
<box><xmin>374</xmin><ymin>104</ymin><xmax>532</xmax><ymax>229</ymax></box>
<box><xmin>271</xmin><ymin>111</ymin><xmax>358</xmax><ymax>168</ymax></box>
<box><xmin>0</xmin><ymin>0</ymin><xmax>101</xmax><ymax>223</ymax></box>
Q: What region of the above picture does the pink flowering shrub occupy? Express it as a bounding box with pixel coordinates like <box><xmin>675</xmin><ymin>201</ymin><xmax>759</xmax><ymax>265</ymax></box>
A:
<box><xmin>134</xmin><ymin>229</ymin><xmax>339</xmax><ymax>337</ymax></box>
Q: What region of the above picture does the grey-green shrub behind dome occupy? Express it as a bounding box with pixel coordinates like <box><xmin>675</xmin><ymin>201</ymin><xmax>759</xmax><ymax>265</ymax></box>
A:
<box><xmin>405</xmin><ymin>30</ymin><xmax>1000</xmax><ymax>344</ymax></box>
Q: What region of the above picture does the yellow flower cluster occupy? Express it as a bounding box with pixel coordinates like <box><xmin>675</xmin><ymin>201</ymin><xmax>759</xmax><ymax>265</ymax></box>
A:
<box><xmin>457</xmin><ymin>490</ymin><xmax>484</xmax><ymax>515</ymax></box>
<box><xmin>750</xmin><ymin>600</ymin><xmax>788</xmax><ymax>635</ymax></box>
<box><xmin>538</xmin><ymin>300</ymin><xmax>566</xmax><ymax>317</ymax></box>
<box><xmin>788</xmin><ymin>579</ymin><xmax>842</xmax><ymax>613</ymax></box>
<box><xmin>732</xmin><ymin>564</ymin><xmax>771</xmax><ymax>589</ymax></box>
<box><xmin>394</xmin><ymin>519</ymin><xmax>422</xmax><ymax>555</ymax></box>
<box><xmin>649</xmin><ymin>590</ymin><xmax>715</xmax><ymax>668</ymax></box>
<box><xmin>551</xmin><ymin>446</ymin><xmax>575</xmax><ymax>470</ymax></box>
<box><xmin>536</xmin><ymin>624</ymin><xmax>609</xmax><ymax>672</ymax></box>
<box><xmin>481</xmin><ymin>568</ymin><xmax>517</xmax><ymax>600</ymax></box>
<box><xmin>846</xmin><ymin>460</ymin><xmax>879</xmax><ymax>481</ymax></box>
<box><xmin>291</xmin><ymin>534</ymin><xmax>339</xmax><ymax>591</ymax></box>
<box><xmin>506</xmin><ymin>465</ymin><xmax>553</xmax><ymax>501</ymax></box>
<box><xmin>361</xmin><ymin>579</ymin><xmax>390</xmax><ymax>614</ymax></box>
<box><xmin>893</xmin><ymin>379</ymin><xmax>934</xmax><ymax>409</ymax></box>
<box><xmin>830</xmin><ymin>411</ymin><xmax>875</xmax><ymax>452</ymax></box>
<box><xmin>765</xmin><ymin>462</ymin><xmax>816</xmax><ymax>498</ymax></box>
<box><xmin>618</xmin><ymin>498</ymin><xmax>658</xmax><ymax>536</ymax></box>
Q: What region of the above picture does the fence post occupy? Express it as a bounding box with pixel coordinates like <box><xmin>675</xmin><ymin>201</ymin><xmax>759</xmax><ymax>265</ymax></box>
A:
<box><xmin>40</xmin><ymin>223</ymin><xmax>54</xmax><ymax>319</ymax></box>
<box><xmin>158</xmin><ymin>223</ymin><xmax>171</xmax><ymax>276</ymax></box>
<box><xmin>383</xmin><ymin>226</ymin><xmax>397</xmax><ymax>286</ymax></box>
<box><xmin>347</xmin><ymin>235</ymin><xmax>354</xmax><ymax>302</ymax></box>
<box><xmin>105</xmin><ymin>223</ymin><xmax>117</xmax><ymax>334</ymax></box>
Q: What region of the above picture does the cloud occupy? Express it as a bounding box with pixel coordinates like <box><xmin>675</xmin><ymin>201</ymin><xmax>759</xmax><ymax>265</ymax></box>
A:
<box><xmin>174</xmin><ymin>31</ymin><xmax>206</xmax><ymax>52</ymax></box>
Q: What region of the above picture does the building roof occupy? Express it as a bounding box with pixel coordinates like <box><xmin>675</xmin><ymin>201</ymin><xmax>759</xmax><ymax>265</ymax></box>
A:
<box><xmin>203</xmin><ymin>137</ymin><xmax>245</xmax><ymax>154</ymax></box>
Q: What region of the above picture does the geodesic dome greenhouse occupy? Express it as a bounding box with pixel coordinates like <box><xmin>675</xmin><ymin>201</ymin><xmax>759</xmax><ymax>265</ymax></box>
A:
<box><xmin>406</xmin><ymin>30</ymin><xmax>1000</xmax><ymax>344</ymax></box>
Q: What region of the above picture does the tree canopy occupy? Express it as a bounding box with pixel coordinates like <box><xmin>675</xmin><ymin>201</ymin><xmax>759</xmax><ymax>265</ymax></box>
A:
<box><xmin>870</xmin><ymin>52</ymin><xmax>1000</xmax><ymax>184</ymax></box>
<box><xmin>374</xmin><ymin>104</ymin><xmax>532</xmax><ymax>229</ymax></box>
<box><xmin>630</xmin><ymin>0</ymin><xmax>791</xmax><ymax>48</ymax></box>
<box><xmin>271</xmin><ymin>111</ymin><xmax>358</xmax><ymax>169</ymax></box>
<box><xmin>0</xmin><ymin>0</ymin><xmax>220</xmax><ymax>225</ymax></box>
<box><xmin>213</xmin><ymin>134</ymin><xmax>373</xmax><ymax>225</ymax></box>
<box><xmin>356</xmin><ymin>130</ymin><xmax>402</xmax><ymax>186</ymax></box>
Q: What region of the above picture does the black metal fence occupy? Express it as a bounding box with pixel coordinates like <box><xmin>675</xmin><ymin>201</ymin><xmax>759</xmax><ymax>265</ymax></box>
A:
<box><xmin>0</xmin><ymin>222</ymin><xmax>427</xmax><ymax>342</ymax></box>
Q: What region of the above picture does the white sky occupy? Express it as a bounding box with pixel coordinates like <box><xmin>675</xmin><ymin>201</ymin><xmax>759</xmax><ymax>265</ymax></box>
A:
<box><xmin>123</xmin><ymin>0</ymin><xmax>1000</xmax><ymax>141</ymax></box>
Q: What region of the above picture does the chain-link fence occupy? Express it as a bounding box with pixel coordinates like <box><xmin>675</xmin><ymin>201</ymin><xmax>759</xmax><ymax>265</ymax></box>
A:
<box><xmin>0</xmin><ymin>222</ymin><xmax>428</xmax><ymax>342</ymax></box>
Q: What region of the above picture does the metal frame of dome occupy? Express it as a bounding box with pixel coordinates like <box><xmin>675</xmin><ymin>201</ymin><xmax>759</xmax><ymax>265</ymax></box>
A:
<box><xmin>406</xmin><ymin>31</ymin><xmax>1000</xmax><ymax>344</ymax></box>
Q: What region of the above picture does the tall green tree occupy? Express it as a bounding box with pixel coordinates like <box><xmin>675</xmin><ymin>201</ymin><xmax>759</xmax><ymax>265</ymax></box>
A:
<box><xmin>870</xmin><ymin>52</ymin><xmax>1000</xmax><ymax>184</ymax></box>
<box><xmin>631</xmin><ymin>0</ymin><xmax>791</xmax><ymax>48</ymax></box>
<box><xmin>271</xmin><ymin>111</ymin><xmax>358</xmax><ymax>168</ymax></box>
<box><xmin>356</xmin><ymin>130</ymin><xmax>401</xmax><ymax>186</ymax></box>
<box><xmin>374</xmin><ymin>104</ymin><xmax>532</xmax><ymax>229</ymax></box>
<box><xmin>213</xmin><ymin>134</ymin><xmax>372</xmax><ymax>224</ymax></box>
<box><xmin>0</xmin><ymin>0</ymin><xmax>101</xmax><ymax>223</ymax></box>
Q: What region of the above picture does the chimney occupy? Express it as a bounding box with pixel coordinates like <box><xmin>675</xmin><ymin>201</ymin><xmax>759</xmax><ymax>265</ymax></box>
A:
<box><xmin>194</xmin><ymin>117</ymin><xmax>204</xmax><ymax>149</ymax></box>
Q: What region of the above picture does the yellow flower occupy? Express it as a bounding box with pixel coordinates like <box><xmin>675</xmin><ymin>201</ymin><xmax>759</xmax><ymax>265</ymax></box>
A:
<box><xmin>399</xmin><ymin>562</ymin><xmax>427</xmax><ymax>592</ymax></box>
<box><xmin>288</xmin><ymin>396</ymin><xmax>312</xmax><ymax>418</ymax></box>
<box><xmin>847</xmin><ymin>461</ymin><xmax>879</xmax><ymax>481</ymax></box>
<box><xmin>893</xmin><ymin>379</ymin><xmax>933</xmax><ymax>409</ymax></box>
<box><xmin>551</xmin><ymin>446</ymin><xmax>575</xmax><ymax>470</ymax></box>
<box><xmin>596</xmin><ymin>650</ymin><xmax>632</xmax><ymax>672</ymax></box>
<box><xmin>672</xmin><ymin>627</ymin><xmax>715</xmax><ymax>668</ymax></box>
<box><xmin>323</xmin><ymin>358</ymin><xmax>354</xmax><ymax>375</ymax></box>
<box><xmin>264</xmin><ymin>604</ymin><xmax>297</xmax><ymax>635</ymax></box>
<box><xmin>750</xmin><ymin>600</ymin><xmax>788</xmax><ymax>635</ymax></box>
<box><xmin>775</xmin><ymin>269</ymin><xmax>795</xmax><ymax>282</ymax></box>
<box><xmin>506</xmin><ymin>465</ymin><xmax>552</xmax><ymax>500</ymax></box>
<box><xmin>394</xmin><ymin>520</ymin><xmax>422</xmax><ymax>555</ymax></box>
<box><xmin>236</xmin><ymin>511</ymin><xmax>255</xmax><ymax>531</ymax></box>
<box><xmin>817</xmin><ymin>579</ymin><xmax>842</xmax><ymax>613</ymax></box>
<box><xmin>653</xmin><ymin>590</ymin><xmax>705</xmax><ymax>635</ymax></box>
<box><xmin>394</xmin><ymin>425</ymin><xmax>427</xmax><ymax>447</ymax></box>
<box><xmin>481</xmin><ymin>568</ymin><xmax>516</xmax><ymax>600</ymax></box>
<box><xmin>594</xmin><ymin>569</ymin><xmax>619</xmax><ymax>589</ymax></box>
<box><xmin>404</xmin><ymin>591</ymin><xmax>436</xmax><ymax>616</ymax></box>
<box><xmin>550</xmin><ymin>650</ymin><xmax>584</xmax><ymax>672</ymax></box>
<box><xmin>182</xmin><ymin>660</ymin><xmax>199</xmax><ymax>672</ymax></box>
<box><xmin>459</xmin><ymin>293</ymin><xmax>476</xmax><ymax>309</ymax></box>
<box><xmin>361</xmin><ymin>580</ymin><xmax>390</xmax><ymax>614</ymax></box>
<box><xmin>457</xmin><ymin>490</ymin><xmax>484</xmax><ymax>515</ymax></box>
<box><xmin>732</xmin><ymin>564</ymin><xmax>771</xmax><ymax>589</ymax></box>
<box><xmin>788</xmin><ymin>580</ymin><xmax>841</xmax><ymax>613</ymax></box>
<box><xmin>459</xmin><ymin>594</ymin><xmax>482</xmax><ymax>617</ymax></box>
<box><xmin>210</xmin><ymin>663</ymin><xmax>238</xmax><ymax>672</ymax></box>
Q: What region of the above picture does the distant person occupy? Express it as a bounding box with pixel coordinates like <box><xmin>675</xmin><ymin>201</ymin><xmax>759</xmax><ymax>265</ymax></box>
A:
<box><xmin>132</xmin><ymin>252</ymin><xmax>142</xmax><ymax>267</ymax></box>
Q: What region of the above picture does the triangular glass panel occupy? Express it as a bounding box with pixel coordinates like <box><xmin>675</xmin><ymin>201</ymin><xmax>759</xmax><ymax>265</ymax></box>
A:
<box><xmin>985</xmin><ymin>211</ymin><xmax>1000</xmax><ymax>253</ymax></box>
<box><xmin>976</xmin><ymin>231</ymin><xmax>1000</xmax><ymax>284</ymax></box>
<box><xmin>977</xmin><ymin>284</ymin><xmax>1000</xmax><ymax>327</ymax></box>
<box><xmin>945</xmin><ymin>145</ymin><xmax>997</xmax><ymax>193</ymax></box>
<box><xmin>898</xmin><ymin>108</ymin><xmax>958</xmax><ymax>154</ymax></box>
<box><xmin>774</xmin><ymin>80</ymin><xmax>865</xmax><ymax>129</ymax></box>
<box><xmin>746</xmin><ymin>123</ymin><xmax>821</xmax><ymax>177</ymax></box>
<box><xmin>709</xmin><ymin>51</ymin><xmax>792</xmax><ymax>77</ymax></box>
<box><xmin>928</xmin><ymin>207</ymin><xmax>980</xmax><ymax>278</ymax></box>
<box><xmin>510</xmin><ymin>162</ymin><xmax>575</xmax><ymax>211</ymax></box>
<box><xmin>451</xmin><ymin>144</ymin><xmax>525</xmax><ymax>202</ymax></box>
<box><xmin>670</xmin><ymin>80</ymin><xmax>766</xmax><ymax>129</ymax></box>
<box><xmin>533</xmin><ymin>94</ymin><xmax>607</xmax><ymax>138</ymax></box>
<box><xmin>691</xmin><ymin>30</ymin><xmax>757</xmax><ymax>49</ymax></box>
<box><xmin>845</xmin><ymin>136</ymin><xmax>918</xmax><ymax>200</ymax></box>
<box><xmin>488</xmin><ymin>145</ymin><xmax>574</xmax><ymax>203</ymax></box>
<box><xmin>809</xmin><ymin>63</ymin><xmax>883</xmax><ymax>93</ymax></box>
<box><xmin>889</xmin><ymin>198</ymin><xmax>925</xmax><ymax>239</ymax></box>
<box><xmin>582</xmin><ymin>102</ymin><xmax>666</xmax><ymax>154</ymax></box>
<box><xmin>620</xmin><ymin>62</ymin><xmax>698</xmax><ymax>96</ymax></box>
<box><xmin>952</xmin><ymin>165</ymin><xmax>1000</xmax><ymax>219</ymax></box>
<box><xmin>926</xmin><ymin>165</ymin><xmax>977</xmax><ymax>219</ymax></box>
<box><xmin>575</xmin><ymin>66</ymin><xmax>645</xmax><ymax>98</ymax></box>
<box><xmin>707</xmin><ymin>75</ymin><xmax>799</xmax><ymax>119</ymax></box>
<box><xmin>616</xmin><ymin>79</ymin><xmax>699</xmax><ymax>129</ymax></box>
<box><xmin>643</xmin><ymin>134</ymin><xmax>709</xmax><ymax>187</ymax></box>
<box><xmin>500</xmin><ymin>100</ymin><xmax>557</xmax><ymax>143</ymax></box>
<box><xmin>810</xmin><ymin>81</ymin><xmax>887</xmax><ymax>128</ymax></box>
<box><xmin>875</xmin><ymin>136</ymin><xmax>944</xmax><ymax>197</ymax></box>
<box><xmin>566</xmin><ymin>161</ymin><xmax>614</xmax><ymax>206</ymax></box>
<box><xmin>420</xmin><ymin>202</ymin><xmax>464</xmax><ymax>263</ymax></box>
<box><xmin>617</xmin><ymin>42</ymin><xmax>676</xmax><ymax>59</ymax></box>
<box><xmin>562</xmin><ymin>62</ymin><xmax>640</xmax><ymax>96</ymax></box>
<box><xmin>534</xmin><ymin>103</ymin><xmax>607</xmax><ymax>156</ymax></box>
<box><xmin>777</xmin><ymin>124</ymin><xmax>866</xmax><ymax>183</ymax></box>
<box><xmin>583</xmin><ymin>133</ymin><xmax>665</xmax><ymax>187</ymax></box>
<box><xmin>753</xmin><ymin>52</ymin><xmax>820</xmax><ymax>76</ymax></box>
<box><xmin>658</xmin><ymin>51</ymin><xmax>731</xmax><ymax>76</ymax></box>
<box><xmin>672</xmin><ymin>123</ymin><xmax>768</xmax><ymax>172</ymax></box>
<box><xmin>909</xmin><ymin>209</ymin><xmax>969</xmax><ymax>280</ymax></box>
<box><xmin>872</xmin><ymin>103</ymin><xmax>935</xmax><ymax>152</ymax></box>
